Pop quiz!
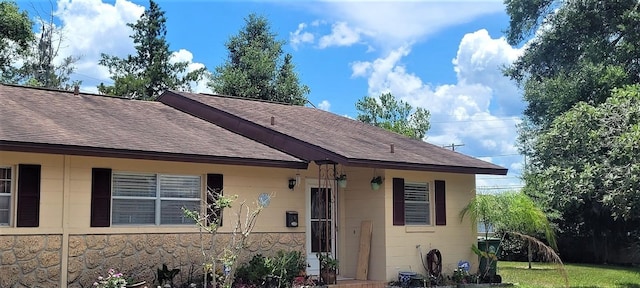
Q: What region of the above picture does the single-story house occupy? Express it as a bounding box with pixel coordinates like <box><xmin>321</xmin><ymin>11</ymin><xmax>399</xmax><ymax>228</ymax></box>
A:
<box><xmin>0</xmin><ymin>84</ymin><xmax>506</xmax><ymax>287</ymax></box>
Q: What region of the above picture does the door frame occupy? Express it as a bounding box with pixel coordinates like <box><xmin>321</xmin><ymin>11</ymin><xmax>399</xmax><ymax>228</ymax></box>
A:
<box><xmin>305</xmin><ymin>179</ymin><xmax>337</xmax><ymax>276</ymax></box>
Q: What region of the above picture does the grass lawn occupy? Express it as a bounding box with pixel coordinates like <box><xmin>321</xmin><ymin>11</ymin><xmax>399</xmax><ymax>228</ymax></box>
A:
<box><xmin>498</xmin><ymin>261</ymin><xmax>640</xmax><ymax>288</ymax></box>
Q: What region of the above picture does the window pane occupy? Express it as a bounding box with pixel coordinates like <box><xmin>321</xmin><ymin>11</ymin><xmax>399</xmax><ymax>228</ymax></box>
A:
<box><xmin>113</xmin><ymin>173</ymin><xmax>156</xmax><ymax>197</ymax></box>
<box><xmin>160</xmin><ymin>175</ymin><xmax>200</xmax><ymax>198</ymax></box>
<box><xmin>161</xmin><ymin>200</ymin><xmax>199</xmax><ymax>224</ymax></box>
<box><xmin>0</xmin><ymin>167</ymin><xmax>10</xmax><ymax>180</ymax></box>
<box><xmin>405</xmin><ymin>182</ymin><xmax>430</xmax><ymax>225</ymax></box>
<box><xmin>406</xmin><ymin>202</ymin><xmax>430</xmax><ymax>224</ymax></box>
<box><xmin>0</xmin><ymin>167</ymin><xmax>11</xmax><ymax>194</ymax></box>
<box><xmin>0</xmin><ymin>195</ymin><xmax>9</xmax><ymax>224</ymax></box>
<box><xmin>112</xmin><ymin>199</ymin><xmax>155</xmax><ymax>224</ymax></box>
<box><xmin>0</xmin><ymin>211</ymin><xmax>8</xmax><ymax>224</ymax></box>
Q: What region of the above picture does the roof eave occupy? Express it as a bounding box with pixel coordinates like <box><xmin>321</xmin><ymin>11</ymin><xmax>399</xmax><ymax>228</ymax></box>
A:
<box><xmin>0</xmin><ymin>141</ymin><xmax>309</xmax><ymax>169</ymax></box>
<box><xmin>345</xmin><ymin>158</ymin><xmax>508</xmax><ymax>175</ymax></box>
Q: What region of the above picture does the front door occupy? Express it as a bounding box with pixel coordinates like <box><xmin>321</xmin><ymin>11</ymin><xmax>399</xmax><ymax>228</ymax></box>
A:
<box><xmin>306</xmin><ymin>183</ymin><xmax>336</xmax><ymax>276</ymax></box>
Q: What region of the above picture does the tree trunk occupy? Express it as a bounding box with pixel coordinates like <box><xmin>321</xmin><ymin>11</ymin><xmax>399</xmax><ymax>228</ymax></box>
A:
<box><xmin>527</xmin><ymin>241</ymin><xmax>532</xmax><ymax>269</ymax></box>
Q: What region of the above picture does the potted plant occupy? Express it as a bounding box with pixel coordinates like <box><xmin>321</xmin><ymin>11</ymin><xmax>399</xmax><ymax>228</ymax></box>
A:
<box><xmin>336</xmin><ymin>174</ymin><xmax>347</xmax><ymax>188</ymax></box>
<box><xmin>370</xmin><ymin>176</ymin><xmax>383</xmax><ymax>190</ymax></box>
<box><xmin>317</xmin><ymin>253</ymin><xmax>338</xmax><ymax>285</ymax></box>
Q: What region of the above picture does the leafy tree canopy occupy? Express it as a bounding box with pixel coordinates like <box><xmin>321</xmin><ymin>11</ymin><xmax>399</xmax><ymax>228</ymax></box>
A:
<box><xmin>506</xmin><ymin>0</ymin><xmax>640</xmax><ymax>262</ymax></box>
<box><xmin>355</xmin><ymin>92</ymin><xmax>431</xmax><ymax>139</ymax></box>
<box><xmin>210</xmin><ymin>13</ymin><xmax>309</xmax><ymax>105</ymax></box>
<box><xmin>525</xmin><ymin>85</ymin><xmax>640</xmax><ymax>222</ymax></box>
<box><xmin>505</xmin><ymin>0</ymin><xmax>640</xmax><ymax>127</ymax></box>
<box><xmin>98</xmin><ymin>0</ymin><xmax>205</xmax><ymax>100</ymax></box>
<box><xmin>0</xmin><ymin>1</ymin><xmax>33</xmax><ymax>80</ymax></box>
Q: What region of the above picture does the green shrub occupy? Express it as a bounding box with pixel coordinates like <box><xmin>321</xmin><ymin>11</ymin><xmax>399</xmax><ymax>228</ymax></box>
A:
<box><xmin>235</xmin><ymin>254</ymin><xmax>270</xmax><ymax>286</ymax></box>
<box><xmin>269</xmin><ymin>250</ymin><xmax>306</xmax><ymax>287</ymax></box>
<box><xmin>234</xmin><ymin>251</ymin><xmax>306</xmax><ymax>288</ymax></box>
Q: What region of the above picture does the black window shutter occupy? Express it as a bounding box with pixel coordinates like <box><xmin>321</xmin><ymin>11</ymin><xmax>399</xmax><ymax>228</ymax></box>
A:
<box><xmin>392</xmin><ymin>178</ymin><xmax>405</xmax><ymax>226</ymax></box>
<box><xmin>207</xmin><ymin>174</ymin><xmax>223</xmax><ymax>226</ymax></box>
<box><xmin>91</xmin><ymin>168</ymin><xmax>112</xmax><ymax>227</ymax></box>
<box><xmin>435</xmin><ymin>180</ymin><xmax>446</xmax><ymax>226</ymax></box>
<box><xmin>16</xmin><ymin>164</ymin><xmax>41</xmax><ymax>227</ymax></box>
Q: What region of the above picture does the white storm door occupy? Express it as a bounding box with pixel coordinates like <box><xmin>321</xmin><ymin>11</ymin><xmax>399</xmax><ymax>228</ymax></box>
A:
<box><xmin>306</xmin><ymin>184</ymin><xmax>336</xmax><ymax>276</ymax></box>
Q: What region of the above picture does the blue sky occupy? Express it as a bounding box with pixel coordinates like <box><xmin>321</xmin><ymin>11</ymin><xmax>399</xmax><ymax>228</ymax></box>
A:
<box><xmin>20</xmin><ymin>0</ymin><xmax>525</xmax><ymax>191</ymax></box>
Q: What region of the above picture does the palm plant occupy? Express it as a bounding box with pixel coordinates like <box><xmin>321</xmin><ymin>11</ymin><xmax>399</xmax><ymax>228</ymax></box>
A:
<box><xmin>460</xmin><ymin>191</ymin><xmax>567</xmax><ymax>286</ymax></box>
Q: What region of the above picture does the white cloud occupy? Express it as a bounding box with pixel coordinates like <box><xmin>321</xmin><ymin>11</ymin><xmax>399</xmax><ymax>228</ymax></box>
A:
<box><xmin>350</xmin><ymin>45</ymin><xmax>411</xmax><ymax>93</ymax></box>
<box><xmin>55</xmin><ymin>0</ymin><xmax>143</xmax><ymax>83</ymax></box>
<box><xmin>290</xmin><ymin>23</ymin><xmax>315</xmax><ymax>50</ymax></box>
<box><xmin>350</xmin><ymin>29</ymin><xmax>526</xmax><ymax>187</ymax></box>
<box><xmin>319</xmin><ymin>2</ymin><xmax>504</xmax><ymax>49</ymax></box>
<box><xmin>52</xmin><ymin>0</ymin><xmax>208</xmax><ymax>93</ymax></box>
<box><xmin>292</xmin><ymin>2</ymin><xmax>501</xmax><ymax>52</ymax></box>
<box><xmin>318</xmin><ymin>22</ymin><xmax>363</xmax><ymax>49</ymax></box>
<box><xmin>170</xmin><ymin>49</ymin><xmax>211</xmax><ymax>93</ymax></box>
<box><xmin>318</xmin><ymin>100</ymin><xmax>331</xmax><ymax>111</ymax></box>
<box><xmin>453</xmin><ymin>29</ymin><xmax>524</xmax><ymax>113</ymax></box>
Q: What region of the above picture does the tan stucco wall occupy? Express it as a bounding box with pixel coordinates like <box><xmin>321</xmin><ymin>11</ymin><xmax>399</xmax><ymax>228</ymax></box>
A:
<box><xmin>383</xmin><ymin>169</ymin><xmax>478</xmax><ymax>281</ymax></box>
<box><xmin>0</xmin><ymin>151</ymin><xmax>308</xmax><ymax>287</ymax></box>
<box><xmin>0</xmin><ymin>151</ymin><xmax>479</xmax><ymax>285</ymax></box>
<box><xmin>0</xmin><ymin>152</ymin><xmax>65</xmax><ymax>230</ymax></box>
<box><xmin>0</xmin><ymin>151</ymin><xmax>306</xmax><ymax>233</ymax></box>
<box><xmin>340</xmin><ymin>167</ymin><xmax>387</xmax><ymax>280</ymax></box>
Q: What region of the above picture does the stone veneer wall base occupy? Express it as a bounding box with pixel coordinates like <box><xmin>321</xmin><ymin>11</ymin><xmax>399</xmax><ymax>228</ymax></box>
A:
<box><xmin>67</xmin><ymin>232</ymin><xmax>305</xmax><ymax>287</ymax></box>
<box><xmin>0</xmin><ymin>234</ymin><xmax>63</xmax><ymax>287</ymax></box>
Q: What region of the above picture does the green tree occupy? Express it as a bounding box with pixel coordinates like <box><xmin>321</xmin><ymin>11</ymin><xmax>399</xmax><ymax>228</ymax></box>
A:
<box><xmin>460</xmin><ymin>192</ymin><xmax>561</xmax><ymax>279</ymax></box>
<box><xmin>0</xmin><ymin>1</ymin><xmax>33</xmax><ymax>81</ymax></box>
<box><xmin>505</xmin><ymin>0</ymin><xmax>640</xmax><ymax>263</ymax></box>
<box><xmin>523</xmin><ymin>85</ymin><xmax>640</xmax><ymax>262</ymax></box>
<box><xmin>505</xmin><ymin>0</ymin><xmax>639</xmax><ymax>127</ymax></box>
<box><xmin>209</xmin><ymin>13</ymin><xmax>309</xmax><ymax>105</ymax></box>
<box><xmin>355</xmin><ymin>92</ymin><xmax>431</xmax><ymax>139</ymax></box>
<box><xmin>98</xmin><ymin>0</ymin><xmax>205</xmax><ymax>100</ymax></box>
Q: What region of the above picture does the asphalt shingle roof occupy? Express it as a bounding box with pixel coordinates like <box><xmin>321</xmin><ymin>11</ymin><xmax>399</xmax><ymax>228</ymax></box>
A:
<box><xmin>0</xmin><ymin>84</ymin><xmax>305</xmax><ymax>167</ymax></box>
<box><xmin>164</xmin><ymin>91</ymin><xmax>507</xmax><ymax>175</ymax></box>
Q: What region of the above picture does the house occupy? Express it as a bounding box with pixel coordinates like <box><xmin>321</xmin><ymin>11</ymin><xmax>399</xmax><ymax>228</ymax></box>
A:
<box><xmin>0</xmin><ymin>84</ymin><xmax>507</xmax><ymax>287</ymax></box>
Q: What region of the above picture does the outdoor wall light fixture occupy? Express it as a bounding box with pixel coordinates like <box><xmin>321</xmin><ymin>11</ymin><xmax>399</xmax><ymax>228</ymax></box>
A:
<box><xmin>288</xmin><ymin>173</ymin><xmax>301</xmax><ymax>190</ymax></box>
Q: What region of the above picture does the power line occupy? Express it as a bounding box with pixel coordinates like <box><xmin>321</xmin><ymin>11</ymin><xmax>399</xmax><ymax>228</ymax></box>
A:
<box><xmin>430</xmin><ymin>117</ymin><xmax>522</xmax><ymax>124</ymax></box>
<box><xmin>473</xmin><ymin>153</ymin><xmax>521</xmax><ymax>158</ymax></box>
<box><xmin>477</xmin><ymin>176</ymin><xmax>522</xmax><ymax>180</ymax></box>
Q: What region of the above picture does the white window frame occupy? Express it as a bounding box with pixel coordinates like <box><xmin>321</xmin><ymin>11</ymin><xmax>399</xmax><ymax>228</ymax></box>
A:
<box><xmin>404</xmin><ymin>181</ymin><xmax>431</xmax><ymax>225</ymax></box>
<box><xmin>0</xmin><ymin>166</ymin><xmax>13</xmax><ymax>226</ymax></box>
<box><xmin>111</xmin><ymin>172</ymin><xmax>201</xmax><ymax>226</ymax></box>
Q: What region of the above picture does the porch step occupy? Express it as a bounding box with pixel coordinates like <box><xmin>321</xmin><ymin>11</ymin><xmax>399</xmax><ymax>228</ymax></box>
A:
<box><xmin>330</xmin><ymin>279</ymin><xmax>387</xmax><ymax>288</ymax></box>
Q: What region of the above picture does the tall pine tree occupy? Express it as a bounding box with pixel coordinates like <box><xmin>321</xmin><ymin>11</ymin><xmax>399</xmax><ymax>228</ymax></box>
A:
<box><xmin>209</xmin><ymin>13</ymin><xmax>309</xmax><ymax>105</ymax></box>
<box><xmin>98</xmin><ymin>0</ymin><xmax>205</xmax><ymax>100</ymax></box>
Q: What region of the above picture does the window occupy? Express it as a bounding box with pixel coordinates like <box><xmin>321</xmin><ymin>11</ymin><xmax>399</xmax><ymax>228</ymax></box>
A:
<box><xmin>393</xmin><ymin>178</ymin><xmax>446</xmax><ymax>226</ymax></box>
<box><xmin>0</xmin><ymin>167</ymin><xmax>11</xmax><ymax>225</ymax></box>
<box><xmin>404</xmin><ymin>182</ymin><xmax>430</xmax><ymax>225</ymax></box>
<box><xmin>111</xmin><ymin>172</ymin><xmax>201</xmax><ymax>225</ymax></box>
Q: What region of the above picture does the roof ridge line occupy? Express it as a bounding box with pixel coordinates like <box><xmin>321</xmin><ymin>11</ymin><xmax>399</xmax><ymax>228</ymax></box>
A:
<box><xmin>1</xmin><ymin>83</ymin><xmax>133</xmax><ymax>100</ymax></box>
<box><xmin>194</xmin><ymin>91</ymin><xmax>298</xmax><ymax>106</ymax></box>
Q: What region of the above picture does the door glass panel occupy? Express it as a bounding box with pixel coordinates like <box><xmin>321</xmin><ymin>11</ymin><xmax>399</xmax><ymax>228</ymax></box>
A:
<box><xmin>311</xmin><ymin>188</ymin><xmax>331</xmax><ymax>219</ymax></box>
<box><xmin>311</xmin><ymin>221</ymin><xmax>332</xmax><ymax>252</ymax></box>
<box><xmin>310</xmin><ymin>187</ymin><xmax>332</xmax><ymax>253</ymax></box>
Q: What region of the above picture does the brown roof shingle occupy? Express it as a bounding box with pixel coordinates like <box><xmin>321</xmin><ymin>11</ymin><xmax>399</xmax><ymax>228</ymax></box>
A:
<box><xmin>160</xmin><ymin>91</ymin><xmax>507</xmax><ymax>175</ymax></box>
<box><xmin>0</xmin><ymin>84</ymin><xmax>306</xmax><ymax>168</ymax></box>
